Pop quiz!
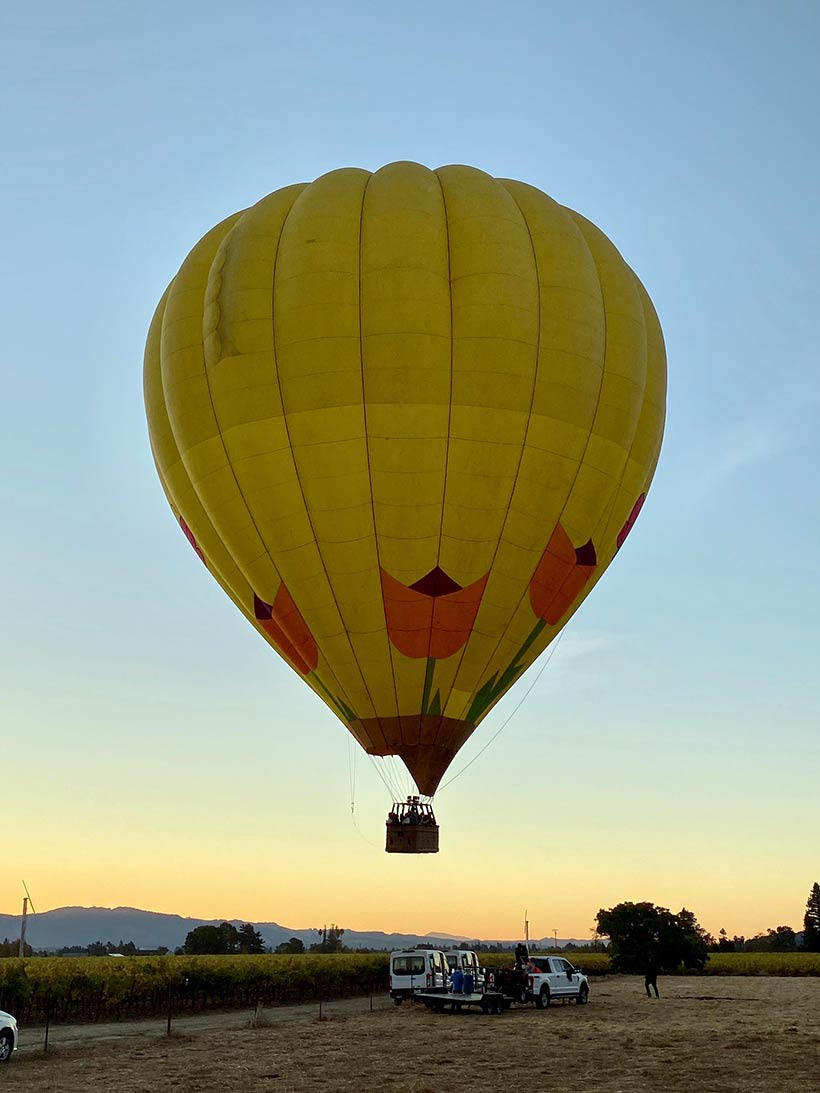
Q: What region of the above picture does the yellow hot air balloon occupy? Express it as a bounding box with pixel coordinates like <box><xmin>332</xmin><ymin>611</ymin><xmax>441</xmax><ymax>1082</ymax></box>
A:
<box><xmin>144</xmin><ymin>161</ymin><xmax>666</xmax><ymax>811</ymax></box>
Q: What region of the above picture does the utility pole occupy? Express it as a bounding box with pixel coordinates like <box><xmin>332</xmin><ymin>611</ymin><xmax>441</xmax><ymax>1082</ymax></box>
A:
<box><xmin>524</xmin><ymin>909</ymin><xmax>529</xmax><ymax>946</ymax></box>
<box><xmin>552</xmin><ymin>928</ymin><xmax>558</xmax><ymax>950</ymax></box>
<box><xmin>19</xmin><ymin>897</ymin><xmax>28</xmax><ymax>958</ymax></box>
<box><xmin>19</xmin><ymin>881</ymin><xmax>35</xmax><ymax>957</ymax></box>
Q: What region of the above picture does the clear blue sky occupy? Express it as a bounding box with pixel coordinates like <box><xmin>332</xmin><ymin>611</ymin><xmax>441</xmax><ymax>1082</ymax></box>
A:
<box><xmin>2</xmin><ymin>0</ymin><xmax>818</xmax><ymax>940</ymax></box>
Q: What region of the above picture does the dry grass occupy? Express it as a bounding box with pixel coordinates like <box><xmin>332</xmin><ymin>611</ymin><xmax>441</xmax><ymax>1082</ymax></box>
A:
<box><xmin>5</xmin><ymin>976</ymin><xmax>820</xmax><ymax>1092</ymax></box>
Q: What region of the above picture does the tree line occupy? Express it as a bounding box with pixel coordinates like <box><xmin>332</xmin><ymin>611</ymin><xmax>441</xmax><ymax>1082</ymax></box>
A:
<box><xmin>706</xmin><ymin>882</ymin><xmax>820</xmax><ymax>953</ymax></box>
<box><xmin>181</xmin><ymin>922</ymin><xmax>348</xmax><ymax>955</ymax></box>
<box><xmin>596</xmin><ymin>882</ymin><xmax>820</xmax><ymax>974</ymax></box>
<box><xmin>3</xmin><ymin>883</ymin><xmax>817</xmax><ymax>960</ymax></box>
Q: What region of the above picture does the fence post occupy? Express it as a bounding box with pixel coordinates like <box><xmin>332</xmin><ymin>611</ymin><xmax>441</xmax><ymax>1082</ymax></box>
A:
<box><xmin>43</xmin><ymin>993</ymin><xmax>51</xmax><ymax>1054</ymax></box>
<box><xmin>166</xmin><ymin>982</ymin><xmax>173</xmax><ymax>1037</ymax></box>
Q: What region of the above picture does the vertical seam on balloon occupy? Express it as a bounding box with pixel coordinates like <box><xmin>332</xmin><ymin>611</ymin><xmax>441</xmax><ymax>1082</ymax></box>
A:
<box><xmin>149</xmin><ymin>291</ymin><xmax>247</xmax><ymax>604</ymax></box>
<box><xmin>546</xmin><ymin>269</ymin><xmax>661</xmax><ymax>626</ymax></box>
<box><xmin>190</xmin><ymin>217</ymin><xmax>287</xmax><ymax>595</ymax></box>
<box><xmin>532</xmin><ymin>208</ymin><xmax>608</xmax><ymax>551</ymax></box>
<box><xmin>454</xmin><ymin>202</ymin><xmax>611</xmax><ymax>726</ymax></box>
<box><xmin>157</xmin><ymin>210</ymin><xmax>361</xmax><ymax>728</ymax></box>
<box><xmin>157</xmin><ymin>221</ymin><xmax>286</xmax><ymax>639</ymax></box>
<box><xmin>202</xmin><ymin>209</ymin><xmax>359</xmax><ymax>718</ymax></box>
<box><xmin>601</xmin><ymin>274</ymin><xmax>666</xmax><ymax>545</ymax></box>
<box><xmin>268</xmin><ymin>177</ymin><xmax>385</xmax><ymax>737</ymax></box>
<box><xmin>443</xmin><ymin>179</ymin><xmax>543</xmax><ymax>732</ymax></box>
<box><xmin>196</xmin><ymin>218</ymin><xmax>333</xmax><ymax>681</ymax></box>
<box><xmin>355</xmin><ymin>169</ymin><xmax>402</xmax><ymax>752</ymax></box>
<box><xmin>588</xmin><ymin>271</ymin><xmax>652</xmax><ymax>548</ymax></box>
<box><xmin>424</xmin><ymin>167</ymin><xmax>456</xmax><ymax>752</ymax></box>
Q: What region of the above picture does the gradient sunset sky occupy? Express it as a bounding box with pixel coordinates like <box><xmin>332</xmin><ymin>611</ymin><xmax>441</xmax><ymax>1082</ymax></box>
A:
<box><xmin>3</xmin><ymin>0</ymin><xmax>818</xmax><ymax>943</ymax></box>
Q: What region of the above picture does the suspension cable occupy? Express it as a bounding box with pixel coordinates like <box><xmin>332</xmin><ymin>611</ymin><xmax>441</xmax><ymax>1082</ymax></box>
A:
<box><xmin>437</xmin><ymin>628</ymin><xmax>567</xmax><ymax>793</ymax></box>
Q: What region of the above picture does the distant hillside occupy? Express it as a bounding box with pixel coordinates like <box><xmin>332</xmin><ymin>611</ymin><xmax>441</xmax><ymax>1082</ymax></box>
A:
<box><xmin>0</xmin><ymin>905</ymin><xmax>590</xmax><ymax>952</ymax></box>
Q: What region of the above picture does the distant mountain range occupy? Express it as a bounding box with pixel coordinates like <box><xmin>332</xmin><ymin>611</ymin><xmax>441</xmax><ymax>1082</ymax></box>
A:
<box><xmin>0</xmin><ymin>905</ymin><xmax>591</xmax><ymax>953</ymax></box>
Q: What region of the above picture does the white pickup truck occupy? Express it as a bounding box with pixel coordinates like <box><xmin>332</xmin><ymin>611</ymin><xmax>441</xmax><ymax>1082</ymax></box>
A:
<box><xmin>491</xmin><ymin>955</ymin><xmax>589</xmax><ymax>1007</ymax></box>
<box><xmin>520</xmin><ymin>955</ymin><xmax>589</xmax><ymax>1006</ymax></box>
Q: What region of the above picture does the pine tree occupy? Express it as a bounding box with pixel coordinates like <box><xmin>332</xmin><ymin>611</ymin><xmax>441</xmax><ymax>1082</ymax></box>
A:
<box><xmin>803</xmin><ymin>882</ymin><xmax>820</xmax><ymax>952</ymax></box>
<box><xmin>237</xmin><ymin>922</ymin><xmax>266</xmax><ymax>954</ymax></box>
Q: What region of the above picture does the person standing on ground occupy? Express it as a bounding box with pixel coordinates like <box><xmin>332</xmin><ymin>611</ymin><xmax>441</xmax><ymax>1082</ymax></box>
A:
<box><xmin>644</xmin><ymin>952</ymin><xmax>660</xmax><ymax>998</ymax></box>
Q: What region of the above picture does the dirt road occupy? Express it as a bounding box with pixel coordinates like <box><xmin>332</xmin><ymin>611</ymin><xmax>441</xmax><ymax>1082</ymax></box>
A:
<box><xmin>5</xmin><ymin>976</ymin><xmax>820</xmax><ymax>1092</ymax></box>
<box><xmin>16</xmin><ymin>994</ymin><xmax>390</xmax><ymax>1053</ymax></box>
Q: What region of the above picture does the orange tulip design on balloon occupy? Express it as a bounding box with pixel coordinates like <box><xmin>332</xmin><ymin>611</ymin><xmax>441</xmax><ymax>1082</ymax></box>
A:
<box><xmin>529</xmin><ymin>524</ymin><xmax>598</xmax><ymax>625</ymax></box>
<box><xmin>254</xmin><ymin>586</ymin><xmax>319</xmax><ymax>676</ymax></box>
<box><xmin>380</xmin><ymin>565</ymin><xmax>489</xmax><ymax>718</ymax></box>
<box><xmin>381</xmin><ymin>566</ymin><xmax>489</xmax><ymax>661</ymax></box>
<box><xmin>466</xmin><ymin>522</ymin><xmax>597</xmax><ymax>724</ymax></box>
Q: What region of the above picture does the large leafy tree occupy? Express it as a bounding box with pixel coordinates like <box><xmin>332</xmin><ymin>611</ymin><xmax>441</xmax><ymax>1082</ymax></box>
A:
<box><xmin>275</xmin><ymin>937</ymin><xmax>306</xmax><ymax>954</ymax></box>
<box><xmin>184</xmin><ymin>923</ymin><xmax>238</xmax><ymax>955</ymax></box>
<box><xmin>746</xmin><ymin>926</ymin><xmax>797</xmax><ymax>952</ymax></box>
<box><xmin>804</xmin><ymin>882</ymin><xmax>820</xmax><ymax>952</ymax></box>
<box><xmin>184</xmin><ymin>921</ymin><xmax>265</xmax><ymax>955</ymax></box>
<box><xmin>596</xmin><ymin>901</ymin><xmax>709</xmax><ymax>973</ymax></box>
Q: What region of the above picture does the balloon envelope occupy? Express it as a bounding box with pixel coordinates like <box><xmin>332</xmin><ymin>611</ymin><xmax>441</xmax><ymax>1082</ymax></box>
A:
<box><xmin>144</xmin><ymin>162</ymin><xmax>666</xmax><ymax>795</ymax></box>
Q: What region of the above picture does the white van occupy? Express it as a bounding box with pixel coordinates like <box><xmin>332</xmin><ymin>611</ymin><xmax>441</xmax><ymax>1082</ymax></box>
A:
<box><xmin>389</xmin><ymin>948</ymin><xmax>448</xmax><ymax>1003</ymax></box>
<box><xmin>443</xmin><ymin>949</ymin><xmax>484</xmax><ymax>988</ymax></box>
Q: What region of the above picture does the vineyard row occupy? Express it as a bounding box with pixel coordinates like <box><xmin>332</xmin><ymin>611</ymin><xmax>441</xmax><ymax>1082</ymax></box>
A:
<box><xmin>2</xmin><ymin>951</ymin><xmax>819</xmax><ymax>1025</ymax></box>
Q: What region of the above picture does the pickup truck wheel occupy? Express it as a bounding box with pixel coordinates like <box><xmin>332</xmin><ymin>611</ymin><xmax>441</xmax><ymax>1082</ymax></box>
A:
<box><xmin>393</xmin><ymin>997</ymin><xmax>403</xmax><ymax>1006</ymax></box>
<box><xmin>0</xmin><ymin>1030</ymin><xmax>13</xmax><ymax>1063</ymax></box>
<box><xmin>537</xmin><ymin>985</ymin><xmax>551</xmax><ymax>1009</ymax></box>
<box><xmin>577</xmin><ymin>985</ymin><xmax>589</xmax><ymax>1005</ymax></box>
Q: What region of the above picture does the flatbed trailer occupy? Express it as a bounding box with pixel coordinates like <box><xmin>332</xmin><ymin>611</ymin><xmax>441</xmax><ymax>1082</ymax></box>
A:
<box><xmin>417</xmin><ymin>989</ymin><xmax>509</xmax><ymax>1015</ymax></box>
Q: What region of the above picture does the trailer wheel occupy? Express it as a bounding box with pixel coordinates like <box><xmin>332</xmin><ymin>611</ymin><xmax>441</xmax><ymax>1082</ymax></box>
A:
<box><xmin>393</xmin><ymin>997</ymin><xmax>403</xmax><ymax>1006</ymax></box>
<box><xmin>537</xmin><ymin>985</ymin><xmax>551</xmax><ymax>1009</ymax></box>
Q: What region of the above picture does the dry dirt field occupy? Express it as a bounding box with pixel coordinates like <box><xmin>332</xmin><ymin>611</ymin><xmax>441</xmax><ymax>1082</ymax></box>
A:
<box><xmin>4</xmin><ymin>976</ymin><xmax>820</xmax><ymax>1093</ymax></box>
